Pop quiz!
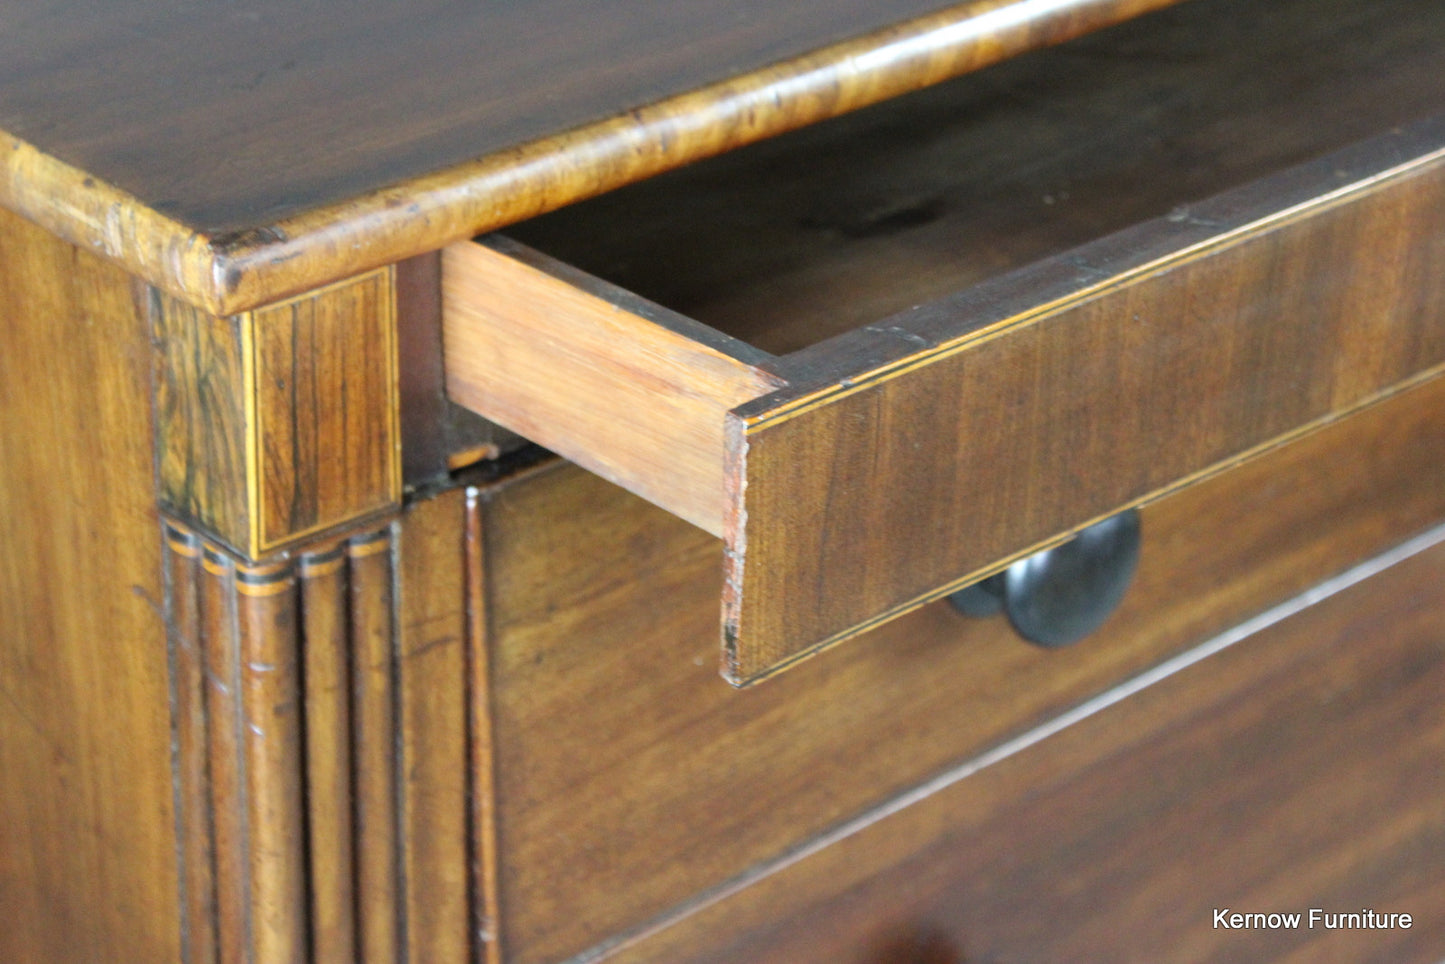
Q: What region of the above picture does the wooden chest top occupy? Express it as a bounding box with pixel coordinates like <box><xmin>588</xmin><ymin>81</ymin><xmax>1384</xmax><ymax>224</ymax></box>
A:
<box><xmin>0</xmin><ymin>0</ymin><xmax>1183</xmax><ymax>311</ymax></box>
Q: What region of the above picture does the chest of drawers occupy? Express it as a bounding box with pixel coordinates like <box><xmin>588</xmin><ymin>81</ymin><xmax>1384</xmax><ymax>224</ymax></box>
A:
<box><xmin>2</xmin><ymin>1</ymin><xmax>1443</xmax><ymax>961</ymax></box>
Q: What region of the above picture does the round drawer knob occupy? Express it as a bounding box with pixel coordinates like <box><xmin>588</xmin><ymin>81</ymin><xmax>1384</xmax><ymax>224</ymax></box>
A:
<box><xmin>948</xmin><ymin>509</ymin><xmax>1141</xmax><ymax>648</ymax></box>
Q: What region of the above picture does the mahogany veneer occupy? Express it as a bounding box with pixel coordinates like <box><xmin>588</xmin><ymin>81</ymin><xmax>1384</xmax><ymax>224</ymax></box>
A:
<box><xmin>1</xmin><ymin>0</ymin><xmax>1442</xmax><ymax>961</ymax></box>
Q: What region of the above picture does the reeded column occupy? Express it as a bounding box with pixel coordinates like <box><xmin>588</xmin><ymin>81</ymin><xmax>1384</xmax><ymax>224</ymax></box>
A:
<box><xmin>153</xmin><ymin>270</ymin><xmax>404</xmax><ymax>964</ymax></box>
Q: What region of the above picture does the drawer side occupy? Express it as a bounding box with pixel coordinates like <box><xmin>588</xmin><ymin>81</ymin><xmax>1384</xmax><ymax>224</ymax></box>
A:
<box><xmin>443</xmin><ymin>237</ymin><xmax>781</xmax><ymax>536</ymax></box>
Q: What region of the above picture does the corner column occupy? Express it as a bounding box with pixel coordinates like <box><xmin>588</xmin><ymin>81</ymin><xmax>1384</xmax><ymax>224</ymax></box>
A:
<box><xmin>152</xmin><ymin>269</ymin><xmax>404</xmax><ymax>964</ymax></box>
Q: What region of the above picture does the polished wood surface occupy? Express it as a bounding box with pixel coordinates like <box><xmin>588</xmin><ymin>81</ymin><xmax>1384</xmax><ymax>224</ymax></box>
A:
<box><xmin>348</xmin><ymin>531</ymin><xmax>403</xmax><ymax>964</ymax></box>
<box><xmin>252</xmin><ymin>282</ymin><xmax>400</xmax><ymax>552</ymax></box>
<box><xmin>173</xmin><ymin>538</ymin><xmax>311</xmax><ymax>963</ymax></box>
<box><xmin>613</xmin><ymin>532</ymin><xmax>1445</xmax><ymax>964</ymax></box>
<box><xmin>165</xmin><ymin>529</ymin><xmax>218</xmax><ymax>964</ymax></box>
<box><xmin>297</xmin><ymin>543</ymin><xmax>357</xmax><ymax>964</ymax></box>
<box><xmin>728</xmin><ymin>129</ymin><xmax>1445</xmax><ymax>680</ymax></box>
<box><xmin>164</xmin><ymin>522</ymin><xmax>419</xmax><ymax>963</ymax></box>
<box><xmin>397</xmin><ymin>488</ymin><xmax>476</xmax><ymax>964</ymax></box>
<box><xmin>444</xmin><ymin>237</ymin><xmax>780</xmax><ymax>536</ymax></box>
<box><xmin>472</xmin><ymin>373</ymin><xmax>1445</xmax><ymax>964</ymax></box>
<box><xmin>154</xmin><ymin>269</ymin><xmax>401</xmax><ymax>557</ymax></box>
<box><xmin>0</xmin><ymin>206</ymin><xmax>179</xmax><ymax>964</ymax></box>
<box><xmin>467</xmin><ymin>481</ymin><xmax>508</xmax><ymax>964</ymax></box>
<box><xmin>0</xmin><ymin>0</ymin><xmax>1183</xmax><ymax>312</ymax></box>
<box><xmin>196</xmin><ymin>542</ymin><xmax>248</xmax><ymax>962</ymax></box>
<box><xmin>232</xmin><ymin>555</ymin><xmax>309</xmax><ymax>964</ymax></box>
<box><xmin>170</xmin><ymin>471</ymin><xmax>540</xmax><ymax>964</ymax></box>
<box><xmin>3</xmin><ymin>0</ymin><xmax>1443</xmax><ymax>959</ymax></box>
<box><xmin>153</xmin><ymin>294</ymin><xmax>250</xmax><ymax>544</ymax></box>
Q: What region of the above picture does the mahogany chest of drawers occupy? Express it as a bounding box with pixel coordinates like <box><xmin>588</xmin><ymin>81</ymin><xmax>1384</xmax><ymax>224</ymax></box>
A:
<box><xmin>2</xmin><ymin>1</ymin><xmax>1442</xmax><ymax>961</ymax></box>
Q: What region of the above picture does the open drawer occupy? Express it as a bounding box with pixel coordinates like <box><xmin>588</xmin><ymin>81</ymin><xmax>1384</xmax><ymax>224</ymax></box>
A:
<box><xmin>442</xmin><ymin>0</ymin><xmax>1445</xmax><ymax>684</ymax></box>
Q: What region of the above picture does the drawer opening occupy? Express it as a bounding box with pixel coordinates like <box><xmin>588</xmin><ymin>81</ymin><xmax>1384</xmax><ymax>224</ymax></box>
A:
<box><xmin>444</xmin><ymin>0</ymin><xmax>1445</xmax><ymax>683</ymax></box>
<box><xmin>502</xmin><ymin>0</ymin><xmax>1445</xmax><ymax>356</ymax></box>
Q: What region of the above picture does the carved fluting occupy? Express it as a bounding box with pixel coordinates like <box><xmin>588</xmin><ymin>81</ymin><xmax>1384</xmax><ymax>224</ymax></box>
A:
<box><xmin>297</xmin><ymin>543</ymin><xmax>356</xmax><ymax>964</ymax></box>
<box><xmin>165</xmin><ymin>528</ymin><xmax>218</xmax><ymax>964</ymax></box>
<box><xmin>232</xmin><ymin>553</ymin><xmax>309</xmax><ymax>964</ymax></box>
<box><xmin>347</xmin><ymin>530</ymin><xmax>403</xmax><ymax>964</ymax></box>
<box><xmin>165</xmin><ymin>521</ymin><xmax>401</xmax><ymax>964</ymax></box>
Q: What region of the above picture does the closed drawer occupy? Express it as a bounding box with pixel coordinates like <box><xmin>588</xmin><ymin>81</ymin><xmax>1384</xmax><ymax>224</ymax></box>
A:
<box><xmin>473</xmin><ymin>373</ymin><xmax>1445</xmax><ymax>964</ymax></box>
<box><xmin>444</xmin><ymin>0</ymin><xmax>1445</xmax><ymax>682</ymax></box>
<box><xmin>606</xmin><ymin>524</ymin><xmax>1445</xmax><ymax>964</ymax></box>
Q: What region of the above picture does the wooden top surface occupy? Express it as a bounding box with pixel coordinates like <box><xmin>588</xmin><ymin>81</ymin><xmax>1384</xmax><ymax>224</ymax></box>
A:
<box><xmin>2</xmin><ymin>0</ymin><xmax>952</xmax><ymax>234</ymax></box>
<box><xmin>0</xmin><ymin>0</ymin><xmax>1182</xmax><ymax>311</ymax></box>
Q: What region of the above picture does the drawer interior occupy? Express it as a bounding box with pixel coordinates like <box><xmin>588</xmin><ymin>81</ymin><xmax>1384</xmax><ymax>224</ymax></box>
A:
<box><xmin>506</xmin><ymin>0</ymin><xmax>1445</xmax><ymax>355</ymax></box>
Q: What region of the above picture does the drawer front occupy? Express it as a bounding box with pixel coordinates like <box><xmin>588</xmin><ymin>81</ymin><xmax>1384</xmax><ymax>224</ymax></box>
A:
<box><xmin>729</xmin><ymin>131</ymin><xmax>1445</xmax><ymax>680</ymax></box>
<box><xmin>610</xmin><ymin>527</ymin><xmax>1445</xmax><ymax>964</ymax></box>
<box><xmin>471</xmin><ymin>373</ymin><xmax>1445</xmax><ymax>964</ymax></box>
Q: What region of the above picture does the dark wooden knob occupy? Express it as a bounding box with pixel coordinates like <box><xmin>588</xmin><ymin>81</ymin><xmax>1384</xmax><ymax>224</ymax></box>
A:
<box><xmin>948</xmin><ymin>509</ymin><xmax>1141</xmax><ymax>647</ymax></box>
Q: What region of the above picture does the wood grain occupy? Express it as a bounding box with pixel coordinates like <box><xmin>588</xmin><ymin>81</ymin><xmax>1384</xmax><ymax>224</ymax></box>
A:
<box><xmin>0</xmin><ymin>206</ymin><xmax>179</xmax><ymax>964</ymax></box>
<box><xmin>348</xmin><ymin>528</ymin><xmax>402</xmax><ymax>964</ymax></box>
<box><xmin>193</xmin><ymin>545</ymin><xmax>311</xmax><ymax>964</ymax></box>
<box><xmin>0</xmin><ymin>0</ymin><xmax>1185</xmax><ymax>313</ymax></box>
<box><xmin>165</xmin><ymin>526</ymin><xmax>218</xmax><ymax>964</ymax></box>
<box><xmin>253</xmin><ymin>273</ymin><xmax>400</xmax><ymax>554</ymax></box>
<box><xmin>298</xmin><ymin>542</ymin><xmax>357</xmax><ymax>964</ymax></box>
<box><xmin>444</xmin><ymin>237</ymin><xmax>781</xmax><ymax>536</ymax></box>
<box><xmin>723</xmin><ymin>124</ymin><xmax>1445</xmax><ymax>681</ymax></box>
<box><xmin>155</xmin><ymin>268</ymin><xmax>402</xmax><ymax>557</ymax></box>
<box><xmin>473</xmin><ymin>371</ymin><xmax>1445</xmax><ymax>964</ymax></box>
<box><xmin>198</xmin><ymin>547</ymin><xmax>248</xmax><ymax>964</ymax></box>
<box><xmin>170</xmin><ymin>522</ymin><xmax>418</xmax><ymax>963</ymax></box>
<box><xmin>609</xmin><ymin>533</ymin><xmax>1445</xmax><ymax>964</ymax></box>
<box><xmin>396</xmin><ymin>487</ymin><xmax>476</xmax><ymax>964</ymax></box>
<box><xmin>459</xmin><ymin>120</ymin><xmax>1445</xmax><ymax>683</ymax></box>
<box><xmin>234</xmin><ymin>557</ymin><xmax>308</xmax><ymax>964</ymax></box>
<box><xmin>153</xmin><ymin>295</ymin><xmax>252</xmax><ymax>545</ymax></box>
<box><xmin>397</xmin><ymin>253</ymin><xmax>451</xmax><ymax>486</ymax></box>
